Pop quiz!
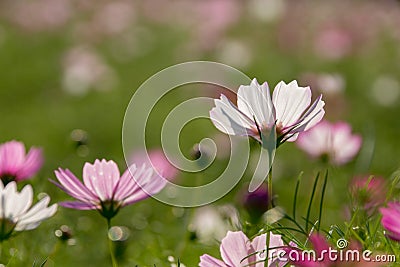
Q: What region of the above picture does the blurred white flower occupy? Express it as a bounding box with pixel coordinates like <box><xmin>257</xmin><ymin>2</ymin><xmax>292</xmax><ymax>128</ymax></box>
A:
<box><xmin>168</xmin><ymin>256</ymin><xmax>186</xmax><ymax>267</ymax></box>
<box><xmin>0</xmin><ymin>182</ymin><xmax>57</xmax><ymax>241</ymax></box>
<box><xmin>216</xmin><ymin>40</ymin><xmax>252</xmax><ymax>68</ymax></box>
<box><xmin>317</xmin><ymin>73</ymin><xmax>345</xmax><ymax>95</ymax></box>
<box><xmin>370</xmin><ymin>75</ymin><xmax>400</xmax><ymax>107</ymax></box>
<box><xmin>248</xmin><ymin>0</ymin><xmax>285</xmax><ymax>23</ymax></box>
<box><xmin>62</xmin><ymin>46</ymin><xmax>117</xmax><ymax>96</ymax></box>
<box><xmin>189</xmin><ymin>204</ymin><xmax>240</xmax><ymax>244</ymax></box>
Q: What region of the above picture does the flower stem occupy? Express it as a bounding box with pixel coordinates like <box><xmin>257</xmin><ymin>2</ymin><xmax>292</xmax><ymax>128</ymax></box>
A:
<box><xmin>265</xmin><ymin>168</ymin><xmax>273</xmax><ymax>267</ymax></box>
<box><xmin>268</xmin><ymin>168</ymin><xmax>273</xmax><ymax>210</ymax></box>
<box><xmin>107</xmin><ymin>219</ymin><xmax>118</xmax><ymax>267</ymax></box>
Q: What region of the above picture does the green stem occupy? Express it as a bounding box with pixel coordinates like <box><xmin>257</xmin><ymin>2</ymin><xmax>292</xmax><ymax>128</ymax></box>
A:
<box><xmin>265</xmin><ymin>169</ymin><xmax>273</xmax><ymax>267</ymax></box>
<box><xmin>268</xmin><ymin>169</ymin><xmax>273</xmax><ymax>210</ymax></box>
<box><xmin>107</xmin><ymin>219</ymin><xmax>118</xmax><ymax>267</ymax></box>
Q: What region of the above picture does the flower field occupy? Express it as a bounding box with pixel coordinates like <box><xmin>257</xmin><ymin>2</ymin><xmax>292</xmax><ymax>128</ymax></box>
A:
<box><xmin>0</xmin><ymin>1</ymin><xmax>400</xmax><ymax>266</ymax></box>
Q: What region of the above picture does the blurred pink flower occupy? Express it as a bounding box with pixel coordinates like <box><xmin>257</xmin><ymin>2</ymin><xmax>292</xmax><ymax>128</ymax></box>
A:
<box><xmin>314</xmin><ymin>26</ymin><xmax>353</xmax><ymax>60</ymax></box>
<box><xmin>52</xmin><ymin>159</ymin><xmax>166</xmax><ymax>220</ymax></box>
<box><xmin>210</xmin><ymin>79</ymin><xmax>325</xmax><ymax>145</ymax></box>
<box><xmin>0</xmin><ymin>140</ymin><xmax>43</xmax><ymax>184</ymax></box>
<box><xmin>130</xmin><ymin>149</ymin><xmax>179</xmax><ymax>181</ymax></box>
<box><xmin>62</xmin><ymin>46</ymin><xmax>117</xmax><ymax>96</ymax></box>
<box><xmin>350</xmin><ymin>176</ymin><xmax>387</xmax><ymax>213</ymax></box>
<box><xmin>139</xmin><ymin>0</ymin><xmax>240</xmax><ymax>51</ymax></box>
<box><xmin>191</xmin><ymin>0</ymin><xmax>240</xmax><ymax>51</ymax></box>
<box><xmin>199</xmin><ymin>230</ymin><xmax>285</xmax><ymax>267</ymax></box>
<box><xmin>5</xmin><ymin>0</ymin><xmax>71</xmax><ymax>32</ymax></box>
<box><xmin>297</xmin><ymin>120</ymin><xmax>362</xmax><ymax>165</ymax></box>
<box><xmin>380</xmin><ymin>202</ymin><xmax>400</xmax><ymax>242</ymax></box>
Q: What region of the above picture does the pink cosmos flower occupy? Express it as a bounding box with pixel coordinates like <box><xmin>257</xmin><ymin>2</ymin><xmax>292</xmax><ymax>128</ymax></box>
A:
<box><xmin>199</xmin><ymin>230</ymin><xmax>285</xmax><ymax>267</ymax></box>
<box><xmin>52</xmin><ymin>159</ymin><xmax>166</xmax><ymax>220</ymax></box>
<box><xmin>210</xmin><ymin>79</ymin><xmax>325</xmax><ymax>145</ymax></box>
<box><xmin>350</xmin><ymin>176</ymin><xmax>386</xmax><ymax>213</ymax></box>
<box><xmin>297</xmin><ymin>120</ymin><xmax>362</xmax><ymax>165</ymax></box>
<box><xmin>0</xmin><ymin>140</ymin><xmax>43</xmax><ymax>184</ymax></box>
<box><xmin>380</xmin><ymin>202</ymin><xmax>400</xmax><ymax>241</ymax></box>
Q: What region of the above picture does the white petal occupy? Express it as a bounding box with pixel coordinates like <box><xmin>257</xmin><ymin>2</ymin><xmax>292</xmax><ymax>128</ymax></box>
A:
<box><xmin>16</xmin><ymin>196</ymin><xmax>57</xmax><ymax>231</ymax></box>
<box><xmin>237</xmin><ymin>78</ymin><xmax>274</xmax><ymax>127</ymax></box>
<box><xmin>210</xmin><ymin>95</ymin><xmax>256</xmax><ymax>136</ymax></box>
<box><xmin>10</xmin><ymin>184</ymin><xmax>33</xmax><ymax>219</ymax></box>
<box><xmin>283</xmin><ymin>95</ymin><xmax>325</xmax><ymax>141</ymax></box>
<box><xmin>296</xmin><ymin>96</ymin><xmax>325</xmax><ymax>132</ymax></box>
<box><xmin>272</xmin><ymin>80</ymin><xmax>312</xmax><ymax>127</ymax></box>
<box><xmin>4</xmin><ymin>182</ymin><xmax>18</xmax><ymax>218</ymax></box>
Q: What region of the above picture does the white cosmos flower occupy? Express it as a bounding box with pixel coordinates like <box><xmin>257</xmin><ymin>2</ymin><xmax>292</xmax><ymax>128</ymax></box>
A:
<box><xmin>0</xmin><ymin>181</ymin><xmax>57</xmax><ymax>241</ymax></box>
<box><xmin>210</xmin><ymin>78</ymin><xmax>325</xmax><ymax>145</ymax></box>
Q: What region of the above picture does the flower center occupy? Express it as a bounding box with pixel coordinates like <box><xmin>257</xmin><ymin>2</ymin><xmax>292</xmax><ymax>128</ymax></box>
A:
<box><xmin>0</xmin><ymin>174</ymin><xmax>16</xmax><ymax>185</ymax></box>
<box><xmin>98</xmin><ymin>200</ymin><xmax>122</xmax><ymax>220</ymax></box>
<box><xmin>0</xmin><ymin>218</ymin><xmax>17</xmax><ymax>241</ymax></box>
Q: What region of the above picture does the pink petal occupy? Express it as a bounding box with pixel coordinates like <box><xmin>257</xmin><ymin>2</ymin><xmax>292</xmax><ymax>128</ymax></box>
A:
<box><xmin>309</xmin><ymin>234</ymin><xmax>330</xmax><ymax>261</ymax></box>
<box><xmin>220</xmin><ymin>231</ymin><xmax>251</xmax><ymax>266</ymax></box>
<box><xmin>199</xmin><ymin>254</ymin><xmax>227</xmax><ymax>267</ymax></box>
<box><xmin>119</xmin><ymin>164</ymin><xmax>166</xmax><ymax>206</ymax></box>
<box><xmin>54</xmin><ymin>168</ymin><xmax>97</xmax><ymax>202</ymax></box>
<box><xmin>130</xmin><ymin>149</ymin><xmax>179</xmax><ymax>181</ymax></box>
<box><xmin>16</xmin><ymin>147</ymin><xmax>43</xmax><ymax>181</ymax></box>
<box><xmin>251</xmin><ymin>234</ymin><xmax>267</xmax><ymax>267</ymax></box>
<box><xmin>0</xmin><ymin>141</ymin><xmax>26</xmax><ymax>176</ymax></box>
<box><xmin>380</xmin><ymin>206</ymin><xmax>400</xmax><ymax>235</ymax></box>
<box><xmin>83</xmin><ymin>159</ymin><xmax>120</xmax><ymax>201</ymax></box>
<box><xmin>297</xmin><ymin>120</ymin><xmax>331</xmax><ymax>157</ymax></box>
<box><xmin>331</xmin><ymin>122</ymin><xmax>362</xmax><ymax>164</ymax></box>
<box><xmin>251</xmin><ymin>233</ymin><xmax>285</xmax><ymax>267</ymax></box>
<box><xmin>60</xmin><ymin>201</ymin><xmax>98</xmax><ymax>210</ymax></box>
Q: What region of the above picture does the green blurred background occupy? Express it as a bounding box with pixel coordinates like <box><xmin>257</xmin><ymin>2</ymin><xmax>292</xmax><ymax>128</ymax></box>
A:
<box><xmin>1</xmin><ymin>0</ymin><xmax>400</xmax><ymax>266</ymax></box>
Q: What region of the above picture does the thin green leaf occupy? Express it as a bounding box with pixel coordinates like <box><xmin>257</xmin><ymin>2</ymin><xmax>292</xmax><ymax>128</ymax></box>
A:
<box><xmin>293</xmin><ymin>172</ymin><xmax>303</xmax><ymax>221</ymax></box>
<box><xmin>305</xmin><ymin>172</ymin><xmax>320</xmax><ymax>233</ymax></box>
<box><xmin>317</xmin><ymin>170</ymin><xmax>328</xmax><ymax>231</ymax></box>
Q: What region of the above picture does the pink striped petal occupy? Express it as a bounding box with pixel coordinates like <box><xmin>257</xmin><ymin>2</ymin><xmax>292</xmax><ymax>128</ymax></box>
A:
<box><xmin>83</xmin><ymin>159</ymin><xmax>120</xmax><ymax>201</ymax></box>
<box><xmin>220</xmin><ymin>231</ymin><xmax>251</xmax><ymax>266</ymax></box>
<box><xmin>60</xmin><ymin>201</ymin><xmax>98</xmax><ymax>210</ymax></box>
<box><xmin>54</xmin><ymin>168</ymin><xmax>97</xmax><ymax>202</ymax></box>
<box><xmin>199</xmin><ymin>254</ymin><xmax>227</xmax><ymax>267</ymax></box>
